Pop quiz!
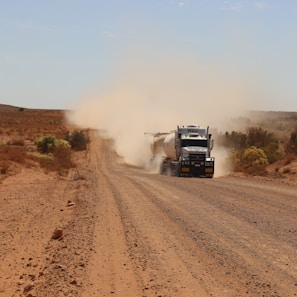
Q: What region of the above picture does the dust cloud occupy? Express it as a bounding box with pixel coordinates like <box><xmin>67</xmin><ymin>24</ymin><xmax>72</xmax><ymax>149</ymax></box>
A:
<box><xmin>66</xmin><ymin>50</ymin><xmax>249</xmax><ymax>177</ymax></box>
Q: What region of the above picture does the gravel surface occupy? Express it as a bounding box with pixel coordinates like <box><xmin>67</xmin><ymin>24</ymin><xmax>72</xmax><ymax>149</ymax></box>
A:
<box><xmin>1</xmin><ymin>132</ymin><xmax>296</xmax><ymax>297</ymax></box>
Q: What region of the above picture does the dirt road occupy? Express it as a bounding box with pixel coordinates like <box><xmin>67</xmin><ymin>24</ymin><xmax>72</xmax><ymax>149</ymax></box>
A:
<box><xmin>1</xmin><ymin>133</ymin><xmax>296</xmax><ymax>297</ymax></box>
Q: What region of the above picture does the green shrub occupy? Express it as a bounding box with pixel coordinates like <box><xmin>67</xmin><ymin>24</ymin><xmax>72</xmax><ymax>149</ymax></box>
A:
<box><xmin>262</xmin><ymin>141</ymin><xmax>283</xmax><ymax>164</ymax></box>
<box><xmin>55</xmin><ymin>139</ymin><xmax>71</xmax><ymax>150</ymax></box>
<box><xmin>64</xmin><ymin>130</ymin><xmax>89</xmax><ymax>151</ymax></box>
<box><xmin>35</xmin><ymin>135</ymin><xmax>58</xmax><ymax>153</ymax></box>
<box><xmin>242</xmin><ymin>146</ymin><xmax>268</xmax><ymax>173</ymax></box>
<box><xmin>34</xmin><ymin>136</ymin><xmax>73</xmax><ymax>173</ymax></box>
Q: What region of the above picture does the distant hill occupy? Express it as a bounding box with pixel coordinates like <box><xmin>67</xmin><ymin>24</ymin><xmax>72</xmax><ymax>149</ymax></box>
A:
<box><xmin>0</xmin><ymin>104</ymin><xmax>63</xmax><ymax>112</ymax></box>
<box><xmin>0</xmin><ymin>104</ymin><xmax>23</xmax><ymax>112</ymax></box>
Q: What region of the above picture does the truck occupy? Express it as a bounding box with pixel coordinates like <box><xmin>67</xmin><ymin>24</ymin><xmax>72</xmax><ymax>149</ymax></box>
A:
<box><xmin>150</xmin><ymin>124</ymin><xmax>215</xmax><ymax>178</ymax></box>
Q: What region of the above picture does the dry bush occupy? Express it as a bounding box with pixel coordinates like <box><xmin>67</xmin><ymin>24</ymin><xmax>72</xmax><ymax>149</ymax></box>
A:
<box><xmin>286</xmin><ymin>127</ymin><xmax>297</xmax><ymax>154</ymax></box>
<box><xmin>7</xmin><ymin>138</ymin><xmax>25</xmax><ymax>146</ymax></box>
<box><xmin>35</xmin><ymin>145</ymin><xmax>74</xmax><ymax>174</ymax></box>
<box><xmin>37</xmin><ymin>155</ymin><xmax>56</xmax><ymax>171</ymax></box>
<box><xmin>0</xmin><ymin>145</ymin><xmax>9</xmax><ymax>160</ymax></box>
<box><xmin>228</xmin><ymin>149</ymin><xmax>243</xmax><ymax>172</ymax></box>
<box><xmin>244</xmin><ymin>165</ymin><xmax>268</xmax><ymax>176</ymax></box>
<box><xmin>0</xmin><ymin>161</ymin><xmax>9</xmax><ymax>174</ymax></box>
<box><xmin>8</xmin><ymin>147</ymin><xmax>27</xmax><ymax>163</ymax></box>
<box><xmin>53</xmin><ymin>145</ymin><xmax>74</xmax><ymax>169</ymax></box>
<box><xmin>0</xmin><ymin>145</ymin><xmax>27</xmax><ymax>163</ymax></box>
<box><xmin>283</xmin><ymin>153</ymin><xmax>296</xmax><ymax>165</ymax></box>
<box><xmin>33</xmin><ymin>134</ymin><xmax>75</xmax><ymax>174</ymax></box>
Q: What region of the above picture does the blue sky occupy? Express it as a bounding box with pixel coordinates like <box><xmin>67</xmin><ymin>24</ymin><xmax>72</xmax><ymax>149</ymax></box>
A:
<box><xmin>1</xmin><ymin>0</ymin><xmax>297</xmax><ymax>111</ymax></box>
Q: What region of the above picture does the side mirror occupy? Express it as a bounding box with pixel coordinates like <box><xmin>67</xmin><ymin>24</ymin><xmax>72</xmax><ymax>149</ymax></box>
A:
<box><xmin>210</xmin><ymin>139</ymin><xmax>214</xmax><ymax>150</ymax></box>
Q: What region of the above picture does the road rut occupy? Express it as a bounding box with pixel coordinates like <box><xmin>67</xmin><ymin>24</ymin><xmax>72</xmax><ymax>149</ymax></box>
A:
<box><xmin>83</xmin><ymin>134</ymin><xmax>297</xmax><ymax>297</ymax></box>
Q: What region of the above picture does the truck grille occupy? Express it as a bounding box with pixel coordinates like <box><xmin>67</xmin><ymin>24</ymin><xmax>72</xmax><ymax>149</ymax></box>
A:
<box><xmin>190</xmin><ymin>154</ymin><xmax>205</xmax><ymax>162</ymax></box>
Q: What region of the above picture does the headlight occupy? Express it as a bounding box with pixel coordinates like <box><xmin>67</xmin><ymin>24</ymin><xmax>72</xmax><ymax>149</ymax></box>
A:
<box><xmin>206</xmin><ymin>157</ymin><xmax>214</xmax><ymax>162</ymax></box>
<box><xmin>205</xmin><ymin>157</ymin><xmax>214</xmax><ymax>166</ymax></box>
<box><xmin>181</xmin><ymin>154</ymin><xmax>189</xmax><ymax>161</ymax></box>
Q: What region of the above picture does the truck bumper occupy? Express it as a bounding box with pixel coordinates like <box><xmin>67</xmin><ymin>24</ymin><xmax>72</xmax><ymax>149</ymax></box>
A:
<box><xmin>180</xmin><ymin>165</ymin><xmax>214</xmax><ymax>178</ymax></box>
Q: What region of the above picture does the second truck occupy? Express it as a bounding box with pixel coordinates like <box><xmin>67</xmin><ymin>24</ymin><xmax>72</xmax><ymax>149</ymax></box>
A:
<box><xmin>150</xmin><ymin>124</ymin><xmax>215</xmax><ymax>178</ymax></box>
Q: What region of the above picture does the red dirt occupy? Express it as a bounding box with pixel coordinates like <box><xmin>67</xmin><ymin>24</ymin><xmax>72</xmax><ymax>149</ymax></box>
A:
<box><xmin>0</xmin><ymin>105</ymin><xmax>296</xmax><ymax>297</ymax></box>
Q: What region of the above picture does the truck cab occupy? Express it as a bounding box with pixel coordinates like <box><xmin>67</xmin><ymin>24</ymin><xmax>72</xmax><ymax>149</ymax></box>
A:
<box><xmin>177</xmin><ymin>125</ymin><xmax>214</xmax><ymax>177</ymax></box>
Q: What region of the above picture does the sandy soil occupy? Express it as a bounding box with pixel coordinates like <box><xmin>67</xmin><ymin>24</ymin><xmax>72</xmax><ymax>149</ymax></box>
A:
<box><xmin>1</xmin><ymin>131</ymin><xmax>296</xmax><ymax>297</ymax></box>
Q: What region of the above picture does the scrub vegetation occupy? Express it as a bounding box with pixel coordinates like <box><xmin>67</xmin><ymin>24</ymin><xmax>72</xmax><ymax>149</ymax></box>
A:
<box><xmin>218</xmin><ymin>111</ymin><xmax>297</xmax><ymax>176</ymax></box>
<box><xmin>0</xmin><ymin>105</ymin><xmax>89</xmax><ymax>179</ymax></box>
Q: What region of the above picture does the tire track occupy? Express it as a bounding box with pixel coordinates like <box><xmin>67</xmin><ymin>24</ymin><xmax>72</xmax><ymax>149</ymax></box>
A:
<box><xmin>82</xmin><ymin>134</ymin><xmax>143</xmax><ymax>297</ymax></box>
<box><xmin>85</xmin><ymin>134</ymin><xmax>297</xmax><ymax>297</ymax></box>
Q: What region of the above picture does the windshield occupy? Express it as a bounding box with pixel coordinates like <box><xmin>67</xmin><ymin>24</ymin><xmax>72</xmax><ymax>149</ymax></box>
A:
<box><xmin>181</xmin><ymin>139</ymin><xmax>208</xmax><ymax>147</ymax></box>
